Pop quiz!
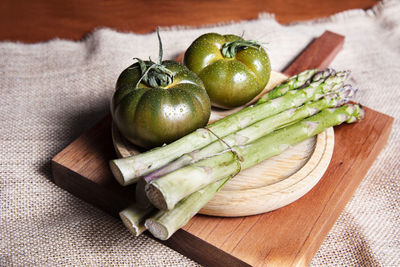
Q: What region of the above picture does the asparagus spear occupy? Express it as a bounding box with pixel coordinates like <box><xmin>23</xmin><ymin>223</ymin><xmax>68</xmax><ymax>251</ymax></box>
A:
<box><xmin>110</xmin><ymin>70</ymin><xmax>349</xmax><ymax>186</ymax></box>
<box><xmin>146</xmin><ymin>104</ymin><xmax>364</xmax><ymax>211</ymax></box>
<box><xmin>128</xmin><ymin>70</ymin><xmax>344</xmax><ymax>208</ymax></box>
<box><xmin>135</xmin><ymin>77</ymin><xmax>352</xmax><ymax>208</ymax></box>
<box><xmin>259</xmin><ymin>68</ymin><xmax>331</xmax><ymax>102</ymax></box>
<box><xmin>119</xmin><ymin>205</ymin><xmax>154</xmax><ymax>236</ymax></box>
<box><xmin>145</xmin><ymin>104</ymin><xmax>364</xmax><ymax>239</ymax></box>
<box><xmin>145</xmin><ymin>177</ymin><xmax>229</xmax><ymax>240</ymax></box>
<box><xmin>143</xmin><ymin>84</ymin><xmax>356</xmax><ymax>182</ymax></box>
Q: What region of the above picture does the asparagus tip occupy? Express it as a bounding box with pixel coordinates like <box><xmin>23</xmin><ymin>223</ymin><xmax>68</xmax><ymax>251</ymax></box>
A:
<box><xmin>355</xmin><ymin>104</ymin><xmax>365</xmax><ymax>120</ymax></box>
<box><xmin>145</xmin><ymin>219</ymin><xmax>169</xmax><ymax>240</ymax></box>
<box><xmin>334</xmin><ymin>84</ymin><xmax>357</xmax><ymax>106</ymax></box>
<box><xmin>312</xmin><ymin>67</ymin><xmax>335</xmax><ymax>82</ymax></box>
<box><xmin>359</xmin><ymin>106</ymin><xmax>365</xmax><ymax>120</ymax></box>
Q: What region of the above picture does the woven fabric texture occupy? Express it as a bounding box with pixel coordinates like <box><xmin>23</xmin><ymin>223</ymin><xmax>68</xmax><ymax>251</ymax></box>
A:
<box><xmin>1</xmin><ymin>0</ymin><xmax>399</xmax><ymax>265</ymax></box>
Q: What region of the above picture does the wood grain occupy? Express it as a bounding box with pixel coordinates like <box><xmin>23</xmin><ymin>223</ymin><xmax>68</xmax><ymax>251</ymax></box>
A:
<box><xmin>0</xmin><ymin>0</ymin><xmax>378</xmax><ymax>43</ymax></box>
<box><xmin>283</xmin><ymin>31</ymin><xmax>345</xmax><ymax>76</ymax></box>
<box><xmin>52</xmin><ymin>115</ymin><xmax>135</xmax><ymax>217</ymax></box>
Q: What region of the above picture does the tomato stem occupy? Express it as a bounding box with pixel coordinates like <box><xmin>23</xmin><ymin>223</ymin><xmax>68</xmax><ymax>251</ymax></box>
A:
<box><xmin>134</xmin><ymin>27</ymin><xmax>174</xmax><ymax>88</ymax></box>
<box><xmin>221</xmin><ymin>39</ymin><xmax>263</xmax><ymax>58</ymax></box>
<box><xmin>156</xmin><ymin>27</ymin><xmax>163</xmax><ymax>65</ymax></box>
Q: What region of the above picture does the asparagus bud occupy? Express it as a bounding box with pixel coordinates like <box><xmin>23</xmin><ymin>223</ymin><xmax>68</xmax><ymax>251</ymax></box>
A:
<box><xmin>258</xmin><ymin>69</ymin><xmax>318</xmax><ymax>102</ymax></box>
<box><xmin>258</xmin><ymin>68</ymin><xmax>340</xmax><ymax>103</ymax></box>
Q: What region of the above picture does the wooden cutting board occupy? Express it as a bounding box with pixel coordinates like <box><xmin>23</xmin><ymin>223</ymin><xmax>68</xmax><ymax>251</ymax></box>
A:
<box><xmin>51</xmin><ymin>31</ymin><xmax>394</xmax><ymax>266</ymax></box>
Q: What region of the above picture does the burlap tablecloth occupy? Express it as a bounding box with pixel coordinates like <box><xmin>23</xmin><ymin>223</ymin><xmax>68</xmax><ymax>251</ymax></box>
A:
<box><xmin>1</xmin><ymin>0</ymin><xmax>399</xmax><ymax>266</ymax></box>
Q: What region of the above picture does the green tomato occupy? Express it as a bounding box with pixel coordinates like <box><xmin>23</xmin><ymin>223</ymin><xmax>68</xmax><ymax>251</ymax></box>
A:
<box><xmin>111</xmin><ymin>60</ymin><xmax>211</xmax><ymax>149</ymax></box>
<box><xmin>183</xmin><ymin>33</ymin><xmax>271</xmax><ymax>109</ymax></box>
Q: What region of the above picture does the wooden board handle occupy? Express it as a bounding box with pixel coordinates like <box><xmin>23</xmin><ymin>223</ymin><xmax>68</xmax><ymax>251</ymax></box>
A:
<box><xmin>283</xmin><ymin>30</ymin><xmax>345</xmax><ymax>76</ymax></box>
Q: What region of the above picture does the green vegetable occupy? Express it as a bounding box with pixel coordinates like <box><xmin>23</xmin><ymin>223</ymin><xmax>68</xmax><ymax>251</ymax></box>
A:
<box><xmin>146</xmin><ymin>150</ymin><xmax>240</xmax><ymax>210</ymax></box>
<box><xmin>259</xmin><ymin>68</ymin><xmax>334</xmax><ymax>102</ymax></box>
<box><xmin>119</xmin><ymin>205</ymin><xmax>154</xmax><ymax>236</ymax></box>
<box><xmin>111</xmin><ymin>29</ymin><xmax>211</xmax><ymax>149</ymax></box>
<box><xmin>143</xmin><ymin>84</ymin><xmax>356</xmax><ymax>182</ymax></box>
<box><xmin>145</xmin><ymin>177</ymin><xmax>228</xmax><ymax>240</ymax></box>
<box><xmin>145</xmin><ymin>104</ymin><xmax>365</xmax><ymax>240</ymax></box>
<box><xmin>146</xmin><ymin>103</ymin><xmax>363</xmax><ymax>211</ymax></box>
<box><xmin>183</xmin><ymin>33</ymin><xmax>271</xmax><ymax>109</ymax></box>
<box><xmin>110</xmin><ymin>70</ymin><xmax>348</xmax><ymax>185</ymax></box>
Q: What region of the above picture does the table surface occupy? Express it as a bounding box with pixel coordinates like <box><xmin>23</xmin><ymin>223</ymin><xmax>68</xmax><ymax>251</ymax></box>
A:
<box><xmin>1</xmin><ymin>0</ymin><xmax>378</xmax><ymax>43</ymax></box>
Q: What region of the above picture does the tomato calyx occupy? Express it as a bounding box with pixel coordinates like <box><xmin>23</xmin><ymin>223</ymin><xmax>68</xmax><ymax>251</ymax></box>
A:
<box><xmin>134</xmin><ymin>58</ymin><xmax>173</xmax><ymax>88</ymax></box>
<box><xmin>135</xmin><ymin>27</ymin><xmax>174</xmax><ymax>88</ymax></box>
<box><xmin>221</xmin><ymin>39</ymin><xmax>263</xmax><ymax>58</ymax></box>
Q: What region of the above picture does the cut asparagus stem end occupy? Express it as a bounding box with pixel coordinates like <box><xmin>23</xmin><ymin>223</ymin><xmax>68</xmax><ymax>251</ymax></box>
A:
<box><xmin>119</xmin><ymin>205</ymin><xmax>154</xmax><ymax>237</ymax></box>
<box><xmin>145</xmin><ymin>183</ymin><xmax>168</xmax><ymax>210</ymax></box>
<box><xmin>145</xmin><ymin>151</ymin><xmax>240</xmax><ymax>211</ymax></box>
<box><xmin>109</xmin><ymin>159</ymin><xmax>134</xmax><ymax>186</ymax></box>
<box><xmin>144</xmin><ymin>219</ymin><xmax>169</xmax><ymax>240</ymax></box>
<box><xmin>145</xmin><ymin>177</ymin><xmax>228</xmax><ymax>240</ymax></box>
<box><xmin>120</xmin><ymin>212</ymin><xmax>145</xmax><ymax>236</ymax></box>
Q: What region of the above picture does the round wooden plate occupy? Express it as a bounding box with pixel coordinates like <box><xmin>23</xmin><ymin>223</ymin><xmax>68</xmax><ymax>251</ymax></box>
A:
<box><xmin>112</xmin><ymin>71</ymin><xmax>335</xmax><ymax>217</ymax></box>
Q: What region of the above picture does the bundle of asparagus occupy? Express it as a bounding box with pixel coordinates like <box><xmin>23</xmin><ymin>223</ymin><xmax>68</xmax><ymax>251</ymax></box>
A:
<box><xmin>112</xmin><ymin>69</ymin><xmax>364</xmax><ymax>240</ymax></box>
<box><xmin>111</xmin><ymin>68</ymin><xmax>343</xmax><ymax>185</ymax></box>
